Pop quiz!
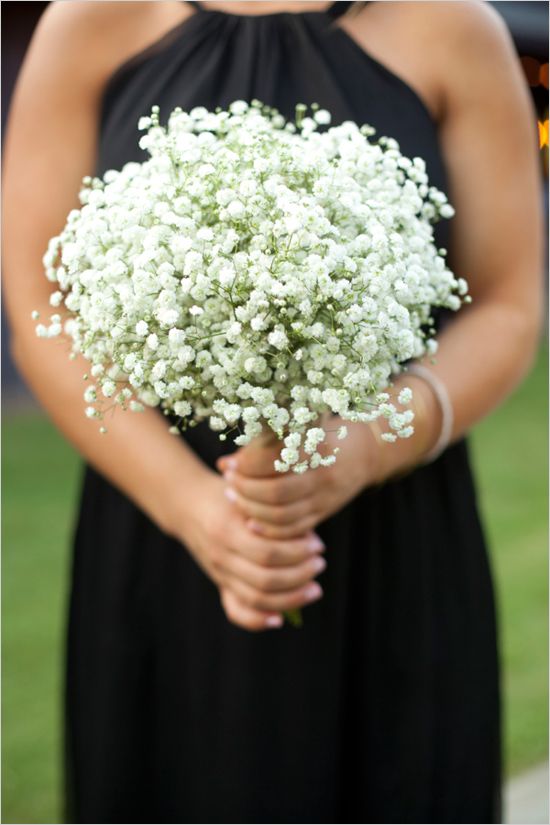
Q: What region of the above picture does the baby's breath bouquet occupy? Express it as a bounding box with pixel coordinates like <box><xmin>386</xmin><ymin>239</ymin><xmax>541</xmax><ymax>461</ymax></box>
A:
<box><xmin>36</xmin><ymin>100</ymin><xmax>468</xmax><ymax>472</ymax></box>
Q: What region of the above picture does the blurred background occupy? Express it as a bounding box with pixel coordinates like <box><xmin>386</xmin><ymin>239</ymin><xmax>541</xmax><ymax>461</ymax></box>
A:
<box><xmin>2</xmin><ymin>2</ymin><xmax>548</xmax><ymax>823</ymax></box>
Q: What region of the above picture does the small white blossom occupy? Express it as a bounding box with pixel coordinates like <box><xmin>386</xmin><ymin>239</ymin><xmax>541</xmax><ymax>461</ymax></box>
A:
<box><xmin>313</xmin><ymin>109</ymin><xmax>331</xmax><ymax>125</ymax></box>
<box><xmin>49</xmin><ymin>291</ymin><xmax>63</xmax><ymax>307</ymax></box>
<box><xmin>398</xmin><ymin>387</ymin><xmax>413</xmax><ymax>405</ymax></box>
<box><xmin>36</xmin><ymin>101</ymin><xmax>465</xmax><ymax>471</ymax></box>
<box><xmin>102</xmin><ymin>379</ymin><xmax>116</xmax><ymax>397</ymax></box>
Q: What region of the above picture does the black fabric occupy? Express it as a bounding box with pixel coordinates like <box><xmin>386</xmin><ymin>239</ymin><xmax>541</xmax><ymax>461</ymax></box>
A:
<box><xmin>65</xmin><ymin>3</ymin><xmax>501</xmax><ymax>822</ymax></box>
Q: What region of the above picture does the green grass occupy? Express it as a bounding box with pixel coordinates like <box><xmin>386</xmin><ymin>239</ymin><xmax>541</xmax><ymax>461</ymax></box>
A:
<box><xmin>2</xmin><ymin>410</ymin><xmax>81</xmax><ymax>824</ymax></box>
<box><xmin>470</xmin><ymin>346</ymin><xmax>549</xmax><ymax>776</ymax></box>
<box><xmin>2</xmin><ymin>349</ymin><xmax>548</xmax><ymax>822</ymax></box>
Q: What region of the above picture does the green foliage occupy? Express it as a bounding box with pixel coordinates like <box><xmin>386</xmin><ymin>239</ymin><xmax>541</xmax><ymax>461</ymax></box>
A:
<box><xmin>2</xmin><ymin>347</ymin><xmax>548</xmax><ymax>822</ymax></box>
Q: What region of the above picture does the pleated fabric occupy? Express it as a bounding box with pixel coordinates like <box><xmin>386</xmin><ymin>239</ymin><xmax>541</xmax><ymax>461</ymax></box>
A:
<box><xmin>65</xmin><ymin>3</ymin><xmax>501</xmax><ymax>822</ymax></box>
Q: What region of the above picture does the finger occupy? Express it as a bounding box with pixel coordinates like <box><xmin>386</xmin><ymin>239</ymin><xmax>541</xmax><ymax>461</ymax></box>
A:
<box><xmin>225</xmin><ymin>485</ymin><xmax>313</xmax><ymax>526</ymax></box>
<box><xmin>246</xmin><ymin>516</ymin><xmax>322</xmax><ymax>540</ymax></box>
<box><xmin>228</xmin><ymin>525</ymin><xmax>325</xmax><ymax>566</ymax></box>
<box><xmin>222</xmin><ymin>572</ymin><xmax>324</xmax><ymax>613</ymax></box>
<box><xmin>220</xmin><ymin>548</ymin><xmax>326</xmax><ymax>593</ymax></box>
<box><xmin>217</xmin><ymin>442</ymin><xmax>281</xmax><ymax>478</ymax></box>
<box><xmin>220</xmin><ymin>587</ymin><xmax>283</xmax><ymax>632</ymax></box>
<box><xmin>223</xmin><ymin>469</ymin><xmax>314</xmax><ymax>506</ymax></box>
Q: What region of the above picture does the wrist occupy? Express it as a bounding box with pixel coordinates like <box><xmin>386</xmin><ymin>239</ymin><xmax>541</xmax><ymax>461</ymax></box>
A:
<box><xmin>368</xmin><ymin>375</ymin><xmax>443</xmax><ymax>482</ymax></box>
<box><xmin>155</xmin><ymin>459</ymin><xmax>215</xmax><ymax>539</ymax></box>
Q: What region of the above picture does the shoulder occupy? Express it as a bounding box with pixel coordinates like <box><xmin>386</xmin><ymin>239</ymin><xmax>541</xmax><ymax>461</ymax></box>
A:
<box><xmin>354</xmin><ymin>1</ymin><xmax>523</xmax><ymax>117</ymax></box>
<box><xmin>355</xmin><ymin>1</ymin><xmax>515</xmax><ymax>62</ymax></box>
<box><xmin>419</xmin><ymin>1</ymin><xmax>529</xmax><ymax>117</ymax></box>
<box><xmin>368</xmin><ymin>1</ymin><xmax>512</xmax><ymax>47</ymax></box>
<box><xmin>401</xmin><ymin>1</ymin><xmax>517</xmax><ymax>81</ymax></box>
<box><xmin>27</xmin><ymin>1</ymin><xmax>193</xmax><ymax>92</ymax></box>
<box><xmin>419</xmin><ymin>1</ymin><xmax>515</xmax><ymax>62</ymax></box>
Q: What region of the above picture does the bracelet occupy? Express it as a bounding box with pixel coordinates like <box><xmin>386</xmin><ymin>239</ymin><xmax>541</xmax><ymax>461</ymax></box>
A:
<box><xmin>406</xmin><ymin>363</ymin><xmax>454</xmax><ymax>463</ymax></box>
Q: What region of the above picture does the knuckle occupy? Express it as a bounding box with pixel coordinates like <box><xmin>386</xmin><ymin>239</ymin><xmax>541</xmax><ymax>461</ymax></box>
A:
<box><xmin>248</xmin><ymin>593</ymin><xmax>263</xmax><ymax>610</ymax></box>
<box><xmin>268</xmin><ymin>483</ymin><xmax>285</xmax><ymax>505</ymax></box>
<box><xmin>249</xmin><ymin>592</ymin><xmax>266</xmax><ymax>611</ymax></box>
<box><xmin>271</xmin><ymin>505</ymin><xmax>289</xmax><ymax>525</ymax></box>
<box><xmin>209</xmin><ymin>546</ymin><xmax>224</xmax><ymax>569</ymax></box>
<box><xmin>260</xmin><ymin>545</ymin><xmax>279</xmax><ymax>566</ymax></box>
<box><xmin>257</xmin><ymin>569</ymin><xmax>278</xmax><ymax>592</ymax></box>
<box><xmin>303</xmin><ymin>515</ymin><xmax>319</xmax><ymax>533</ymax></box>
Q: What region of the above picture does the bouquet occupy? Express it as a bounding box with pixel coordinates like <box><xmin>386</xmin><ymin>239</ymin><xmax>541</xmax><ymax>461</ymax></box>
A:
<box><xmin>36</xmin><ymin>100</ymin><xmax>468</xmax><ymax>472</ymax></box>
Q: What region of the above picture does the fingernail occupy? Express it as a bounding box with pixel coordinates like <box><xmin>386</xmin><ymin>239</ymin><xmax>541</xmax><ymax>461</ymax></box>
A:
<box><xmin>224</xmin><ymin>470</ymin><xmax>235</xmax><ymax>484</ymax></box>
<box><xmin>303</xmin><ymin>582</ymin><xmax>323</xmax><ymax>602</ymax></box>
<box><xmin>311</xmin><ymin>556</ymin><xmax>326</xmax><ymax>574</ymax></box>
<box><xmin>247</xmin><ymin>519</ymin><xmax>263</xmax><ymax>534</ymax></box>
<box><xmin>265</xmin><ymin>615</ymin><xmax>283</xmax><ymax>629</ymax></box>
<box><xmin>307</xmin><ymin>534</ymin><xmax>326</xmax><ymax>553</ymax></box>
<box><xmin>224</xmin><ymin>487</ymin><xmax>237</xmax><ymax>502</ymax></box>
<box><xmin>225</xmin><ymin>456</ymin><xmax>238</xmax><ymax>470</ymax></box>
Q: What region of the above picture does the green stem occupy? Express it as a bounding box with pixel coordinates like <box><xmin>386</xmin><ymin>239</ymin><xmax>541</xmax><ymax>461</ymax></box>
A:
<box><xmin>283</xmin><ymin>608</ymin><xmax>303</xmax><ymax>628</ymax></box>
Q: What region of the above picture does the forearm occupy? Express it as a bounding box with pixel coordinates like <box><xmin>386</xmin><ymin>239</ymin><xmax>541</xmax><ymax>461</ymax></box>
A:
<box><xmin>373</xmin><ymin>296</ymin><xmax>541</xmax><ymax>478</ymax></box>
<box><xmin>12</xmin><ymin>325</ymin><xmax>210</xmax><ymax>535</ymax></box>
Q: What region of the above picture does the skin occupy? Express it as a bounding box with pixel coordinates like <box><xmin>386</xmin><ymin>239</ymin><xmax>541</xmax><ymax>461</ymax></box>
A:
<box><xmin>3</xmin><ymin>1</ymin><xmax>543</xmax><ymax>632</ymax></box>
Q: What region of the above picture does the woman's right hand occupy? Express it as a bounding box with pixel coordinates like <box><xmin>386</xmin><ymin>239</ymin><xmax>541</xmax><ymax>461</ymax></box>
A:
<box><xmin>166</xmin><ymin>467</ymin><xmax>327</xmax><ymax>631</ymax></box>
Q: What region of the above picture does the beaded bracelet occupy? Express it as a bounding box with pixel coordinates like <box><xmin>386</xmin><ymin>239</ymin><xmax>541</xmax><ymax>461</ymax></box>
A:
<box><xmin>407</xmin><ymin>363</ymin><xmax>454</xmax><ymax>463</ymax></box>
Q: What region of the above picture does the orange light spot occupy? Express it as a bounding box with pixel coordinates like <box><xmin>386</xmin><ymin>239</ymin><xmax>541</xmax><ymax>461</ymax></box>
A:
<box><xmin>538</xmin><ymin>120</ymin><xmax>548</xmax><ymax>149</ymax></box>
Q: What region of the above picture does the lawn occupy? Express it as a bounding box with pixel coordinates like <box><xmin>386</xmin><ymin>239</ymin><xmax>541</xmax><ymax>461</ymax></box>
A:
<box><xmin>2</xmin><ymin>348</ymin><xmax>548</xmax><ymax>823</ymax></box>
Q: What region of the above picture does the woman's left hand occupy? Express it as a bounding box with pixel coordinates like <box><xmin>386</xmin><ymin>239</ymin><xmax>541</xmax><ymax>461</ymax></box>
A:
<box><xmin>216</xmin><ymin>419</ymin><xmax>380</xmax><ymax>540</ymax></box>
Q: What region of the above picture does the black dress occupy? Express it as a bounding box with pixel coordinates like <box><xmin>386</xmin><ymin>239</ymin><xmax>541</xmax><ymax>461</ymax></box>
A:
<box><xmin>65</xmin><ymin>3</ymin><xmax>501</xmax><ymax>822</ymax></box>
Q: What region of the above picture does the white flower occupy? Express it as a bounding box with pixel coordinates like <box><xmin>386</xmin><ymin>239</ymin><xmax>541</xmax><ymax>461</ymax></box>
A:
<box><xmin>313</xmin><ymin>109</ymin><xmax>331</xmax><ymax>125</ymax></box>
<box><xmin>37</xmin><ymin>101</ymin><xmax>464</xmax><ymax>472</ymax></box>
<box><xmin>197</xmin><ymin>226</ymin><xmax>214</xmax><ymax>241</ymax></box>
<box><xmin>229</xmin><ymin>100</ymin><xmax>249</xmax><ymax>115</ymax></box>
<box><xmin>102</xmin><ymin>379</ymin><xmax>116</xmax><ymax>397</ymax></box>
<box><xmin>227</xmin><ymin>200</ymin><xmax>245</xmax><ymax>218</ymax></box>
<box><xmin>267</xmin><ymin>329</ymin><xmax>288</xmax><ymax>350</ymax></box>
<box><xmin>439</xmin><ymin>204</ymin><xmax>455</xmax><ymax>219</ymax></box>
<box><xmin>398</xmin><ymin>387</ymin><xmax>413</xmax><ymax>405</ymax></box>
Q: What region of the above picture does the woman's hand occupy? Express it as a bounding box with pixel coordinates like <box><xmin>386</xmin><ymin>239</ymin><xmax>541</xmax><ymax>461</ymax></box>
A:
<box><xmin>166</xmin><ymin>467</ymin><xmax>327</xmax><ymax>631</ymax></box>
<box><xmin>217</xmin><ymin>420</ymin><xmax>379</xmax><ymax>540</ymax></box>
<box><xmin>217</xmin><ymin>390</ymin><xmax>442</xmax><ymax>539</ymax></box>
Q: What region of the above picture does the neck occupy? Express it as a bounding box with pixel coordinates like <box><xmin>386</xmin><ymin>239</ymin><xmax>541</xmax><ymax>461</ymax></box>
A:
<box><xmin>197</xmin><ymin>1</ymin><xmax>334</xmax><ymax>15</ymax></box>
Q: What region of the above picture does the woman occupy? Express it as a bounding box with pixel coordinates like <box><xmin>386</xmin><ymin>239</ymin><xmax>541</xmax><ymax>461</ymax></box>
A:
<box><xmin>3</xmin><ymin>1</ymin><xmax>542</xmax><ymax>822</ymax></box>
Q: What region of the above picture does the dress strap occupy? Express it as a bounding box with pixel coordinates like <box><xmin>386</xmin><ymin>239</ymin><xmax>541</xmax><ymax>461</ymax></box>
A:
<box><xmin>326</xmin><ymin>1</ymin><xmax>356</xmax><ymax>20</ymax></box>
